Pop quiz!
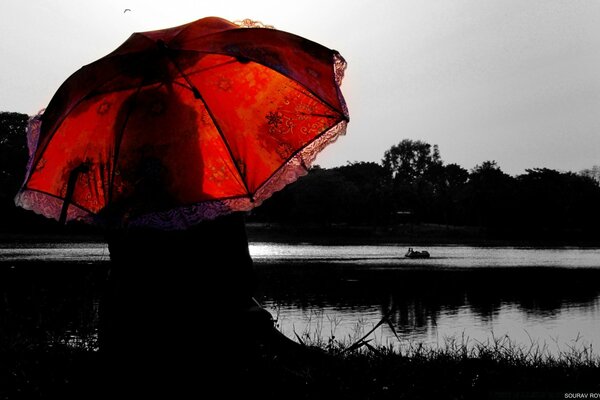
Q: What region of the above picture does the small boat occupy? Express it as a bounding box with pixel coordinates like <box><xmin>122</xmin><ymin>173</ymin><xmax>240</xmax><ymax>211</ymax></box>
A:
<box><xmin>405</xmin><ymin>248</ymin><xmax>430</xmax><ymax>259</ymax></box>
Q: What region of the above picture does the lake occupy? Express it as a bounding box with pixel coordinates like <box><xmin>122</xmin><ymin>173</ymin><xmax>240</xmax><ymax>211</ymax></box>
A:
<box><xmin>251</xmin><ymin>244</ymin><xmax>600</xmax><ymax>356</ymax></box>
<box><xmin>1</xmin><ymin>242</ymin><xmax>600</xmax><ymax>355</ymax></box>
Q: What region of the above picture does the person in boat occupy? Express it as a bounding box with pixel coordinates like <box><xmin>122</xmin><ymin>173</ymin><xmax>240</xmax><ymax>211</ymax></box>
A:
<box><xmin>405</xmin><ymin>248</ymin><xmax>430</xmax><ymax>258</ymax></box>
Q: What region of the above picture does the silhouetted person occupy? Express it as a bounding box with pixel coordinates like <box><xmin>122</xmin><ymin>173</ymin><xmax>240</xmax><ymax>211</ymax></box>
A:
<box><xmin>97</xmin><ymin>83</ymin><xmax>317</xmax><ymax>397</ymax></box>
<box><xmin>97</xmin><ymin>86</ymin><xmax>270</xmax><ymax>396</ymax></box>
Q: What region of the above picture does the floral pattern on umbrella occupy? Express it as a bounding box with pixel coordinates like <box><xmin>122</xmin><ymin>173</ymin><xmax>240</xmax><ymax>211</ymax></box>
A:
<box><xmin>15</xmin><ymin>17</ymin><xmax>349</xmax><ymax>230</ymax></box>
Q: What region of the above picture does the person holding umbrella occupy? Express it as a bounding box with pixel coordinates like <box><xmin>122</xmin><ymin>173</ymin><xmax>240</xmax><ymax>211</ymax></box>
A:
<box><xmin>96</xmin><ymin>84</ymin><xmax>272</xmax><ymax>394</ymax></box>
<box><xmin>15</xmin><ymin>16</ymin><xmax>349</xmax><ymax>395</ymax></box>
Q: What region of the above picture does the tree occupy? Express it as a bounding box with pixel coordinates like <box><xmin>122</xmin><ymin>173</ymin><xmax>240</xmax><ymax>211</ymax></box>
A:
<box><xmin>579</xmin><ymin>166</ymin><xmax>600</xmax><ymax>184</ymax></box>
<box><xmin>443</xmin><ymin>163</ymin><xmax>469</xmax><ymax>188</ymax></box>
<box><xmin>0</xmin><ymin>112</ymin><xmax>28</xmax><ymax>196</ymax></box>
<box><xmin>288</xmin><ymin>168</ymin><xmax>358</xmax><ymax>223</ymax></box>
<box><xmin>381</xmin><ymin>139</ymin><xmax>444</xmax><ymax>222</ymax></box>
<box><xmin>0</xmin><ymin>112</ymin><xmax>29</xmax><ymax>230</ymax></box>
<box><xmin>464</xmin><ymin>161</ymin><xmax>517</xmax><ymax>230</ymax></box>
<box><xmin>253</xmin><ymin>167</ymin><xmax>360</xmax><ymax>224</ymax></box>
<box><xmin>516</xmin><ymin>168</ymin><xmax>600</xmax><ymax>238</ymax></box>
<box><xmin>382</xmin><ymin>139</ymin><xmax>441</xmax><ymax>184</ymax></box>
<box><xmin>432</xmin><ymin>163</ymin><xmax>469</xmax><ymax>225</ymax></box>
<box><xmin>334</xmin><ymin>162</ymin><xmax>391</xmax><ymax>224</ymax></box>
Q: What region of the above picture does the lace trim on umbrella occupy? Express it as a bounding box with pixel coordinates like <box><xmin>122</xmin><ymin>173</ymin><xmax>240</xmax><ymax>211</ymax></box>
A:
<box><xmin>333</xmin><ymin>52</ymin><xmax>349</xmax><ymax>119</ymax></box>
<box><xmin>234</xmin><ymin>19</ymin><xmax>275</xmax><ymax>29</ymax></box>
<box><xmin>333</xmin><ymin>52</ymin><xmax>347</xmax><ymax>87</ymax></box>
<box><xmin>14</xmin><ymin>120</ymin><xmax>347</xmax><ymax>231</ymax></box>
<box><xmin>125</xmin><ymin>119</ymin><xmax>348</xmax><ymax>230</ymax></box>
<box><xmin>26</xmin><ymin>110</ymin><xmax>44</xmax><ymax>157</ymax></box>
<box><xmin>19</xmin><ymin>109</ymin><xmax>45</xmax><ymax>187</ymax></box>
<box><xmin>127</xmin><ymin>197</ymin><xmax>253</xmax><ymax>230</ymax></box>
<box><xmin>14</xmin><ymin>190</ymin><xmax>94</xmax><ymax>224</ymax></box>
<box><xmin>254</xmin><ymin>120</ymin><xmax>347</xmax><ymax>204</ymax></box>
<box><xmin>14</xmin><ymin>110</ymin><xmax>94</xmax><ymax>225</ymax></box>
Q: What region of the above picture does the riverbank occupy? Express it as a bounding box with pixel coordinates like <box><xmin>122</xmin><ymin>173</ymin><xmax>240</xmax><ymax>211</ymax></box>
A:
<box><xmin>2</xmin><ymin>332</ymin><xmax>599</xmax><ymax>399</ymax></box>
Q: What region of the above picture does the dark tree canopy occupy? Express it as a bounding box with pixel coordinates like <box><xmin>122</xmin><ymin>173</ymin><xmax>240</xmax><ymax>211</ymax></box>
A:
<box><xmin>0</xmin><ymin>112</ymin><xmax>28</xmax><ymax>199</ymax></box>
<box><xmin>382</xmin><ymin>139</ymin><xmax>442</xmax><ymax>184</ymax></box>
<box><xmin>579</xmin><ymin>165</ymin><xmax>600</xmax><ymax>184</ymax></box>
<box><xmin>0</xmin><ymin>112</ymin><xmax>42</xmax><ymax>232</ymax></box>
<box><xmin>254</xmin><ymin>139</ymin><xmax>600</xmax><ymax>241</ymax></box>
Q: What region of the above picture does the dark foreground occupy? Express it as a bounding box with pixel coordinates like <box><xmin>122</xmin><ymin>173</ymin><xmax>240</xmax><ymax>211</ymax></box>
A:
<box><xmin>2</xmin><ymin>335</ymin><xmax>599</xmax><ymax>399</ymax></box>
<box><xmin>1</xmin><ymin>261</ymin><xmax>600</xmax><ymax>399</ymax></box>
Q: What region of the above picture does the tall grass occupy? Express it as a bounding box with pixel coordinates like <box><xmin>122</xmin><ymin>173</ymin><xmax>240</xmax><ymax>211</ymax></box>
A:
<box><xmin>252</xmin><ymin>311</ymin><xmax>599</xmax><ymax>399</ymax></box>
<box><xmin>277</xmin><ymin>308</ymin><xmax>600</xmax><ymax>369</ymax></box>
<box><xmin>3</xmin><ymin>309</ymin><xmax>599</xmax><ymax>399</ymax></box>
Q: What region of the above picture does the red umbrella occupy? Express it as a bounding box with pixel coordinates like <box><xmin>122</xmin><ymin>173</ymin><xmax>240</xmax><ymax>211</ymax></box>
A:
<box><xmin>15</xmin><ymin>17</ymin><xmax>348</xmax><ymax>229</ymax></box>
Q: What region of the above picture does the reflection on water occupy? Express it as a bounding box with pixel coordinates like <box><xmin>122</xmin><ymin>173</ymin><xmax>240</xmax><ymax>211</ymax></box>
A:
<box><xmin>1</xmin><ymin>242</ymin><xmax>600</xmax><ymax>355</ymax></box>
<box><xmin>264</xmin><ymin>292</ymin><xmax>600</xmax><ymax>356</ymax></box>
<box><xmin>253</xmin><ymin>249</ymin><xmax>600</xmax><ymax>355</ymax></box>
<box><xmin>0</xmin><ymin>242</ymin><xmax>110</xmax><ymax>262</ymax></box>
<box><xmin>250</xmin><ymin>243</ymin><xmax>600</xmax><ymax>268</ymax></box>
<box><xmin>2</xmin><ymin>242</ymin><xmax>600</xmax><ymax>268</ymax></box>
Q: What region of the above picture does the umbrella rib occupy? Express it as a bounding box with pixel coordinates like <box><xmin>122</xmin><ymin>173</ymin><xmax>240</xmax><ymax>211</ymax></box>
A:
<box><xmin>165</xmin><ymin>55</ymin><xmax>345</xmax><ymax>201</ymax></box>
<box><xmin>107</xmin><ymin>83</ymin><xmax>145</xmax><ymax>206</ymax></box>
<box><xmin>163</xmin><ymin>50</ymin><xmax>348</xmax><ymax>200</ymax></box>
<box><xmin>287</xmin><ymin>83</ymin><xmax>349</xmax><ymax>121</ymax></box>
<box><xmin>252</xmin><ymin>117</ymin><xmax>346</xmax><ymax>197</ymax></box>
<box><xmin>26</xmin><ymin>66</ymin><xmax>133</xmax><ymax>189</ymax></box>
<box><xmin>154</xmin><ymin>44</ymin><xmax>347</xmax><ymax>120</ymax></box>
<box><xmin>68</xmin><ymin>59</ymin><xmax>240</xmax><ymax>101</ymax></box>
<box><xmin>22</xmin><ymin>188</ymin><xmax>97</xmax><ymax>216</ymax></box>
<box><xmin>179</xmin><ymin>58</ymin><xmax>239</xmax><ymax>76</ymax></box>
<box><xmin>196</xmin><ymin>92</ymin><xmax>253</xmax><ymax>199</ymax></box>
<box><xmin>163</xmin><ymin>50</ymin><xmax>253</xmax><ymax>198</ymax></box>
<box><xmin>59</xmin><ymin>162</ymin><xmax>90</xmax><ymax>225</ymax></box>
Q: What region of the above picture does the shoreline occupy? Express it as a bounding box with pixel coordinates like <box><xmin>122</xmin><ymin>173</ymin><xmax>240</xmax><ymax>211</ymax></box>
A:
<box><xmin>1</xmin><ymin>222</ymin><xmax>600</xmax><ymax>248</ymax></box>
<box><xmin>245</xmin><ymin>222</ymin><xmax>600</xmax><ymax>247</ymax></box>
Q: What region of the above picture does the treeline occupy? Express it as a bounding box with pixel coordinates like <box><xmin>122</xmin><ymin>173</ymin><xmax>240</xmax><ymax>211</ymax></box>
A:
<box><xmin>1</xmin><ymin>111</ymin><xmax>600</xmax><ymax>241</ymax></box>
<box><xmin>0</xmin><ymin>112</ymin><xmax>40</xmax><ymax>233</ymax></box>
<box><xmin>253</xmin><ymin>139</ymin><xmax>600</xmax><ymax>241</ymax></box>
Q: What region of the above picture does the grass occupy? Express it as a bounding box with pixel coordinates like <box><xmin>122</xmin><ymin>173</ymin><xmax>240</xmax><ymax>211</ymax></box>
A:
<box><xmin>3</xmin><ymin>315</ymin><xmax>598</xmax><ymax>400</ymax></box>
<box><xmin>274</xmin><ymin>304</ymin><xmax>600</xmax><ymax>368</ymax></box>
<box><xmin>260</xmin><ymin>310</ymin><xmax>600</xmax><ymax>399</ymax></box>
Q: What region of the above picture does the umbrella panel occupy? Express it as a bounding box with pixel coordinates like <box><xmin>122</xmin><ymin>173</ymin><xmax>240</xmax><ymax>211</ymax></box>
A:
<box><xmin>188</xmin><ymin>53</ymin><xmax>341</xmax><ymax>194</ymax></box>
<box><xmin>17</xmin><ymin>17</ymin><xmax>349</xmax><ymax>228</ymax></box>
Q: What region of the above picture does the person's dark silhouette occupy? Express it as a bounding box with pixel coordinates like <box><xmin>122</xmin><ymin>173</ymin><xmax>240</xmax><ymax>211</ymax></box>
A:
<box><xmin>98</xmin><ymin>85</ymin><xmax>268</xmax><ymax>396</ymax></box>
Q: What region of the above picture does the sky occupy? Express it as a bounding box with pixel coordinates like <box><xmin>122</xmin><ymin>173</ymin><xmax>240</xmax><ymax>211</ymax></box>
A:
<box><xmin>1</xmin><ymin>0</ymin><xmax>600</xmax><ymax>175</ymax></box>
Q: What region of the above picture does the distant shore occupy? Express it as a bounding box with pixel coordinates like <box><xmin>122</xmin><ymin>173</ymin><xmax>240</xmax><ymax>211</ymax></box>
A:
<box><xmin>245</xmin><ymin>222</ymin><xmax>600</xmax><ymax>247</ymax></box>
<box><xmin>1</xmin><ymin>222</ymin><xmax>600</xmax><ymax>247</ymax></box>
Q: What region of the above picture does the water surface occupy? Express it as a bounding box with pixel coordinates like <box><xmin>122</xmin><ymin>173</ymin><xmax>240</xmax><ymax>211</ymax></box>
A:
<box><xmin>250</xmin><ymin>243</ymin><xmax>600</xmax><ymax>355</ymax></box>
<box><xmin>1</xmin><ymin>242</ymin><xmax>599</xmax><ymax>355</ymax></box>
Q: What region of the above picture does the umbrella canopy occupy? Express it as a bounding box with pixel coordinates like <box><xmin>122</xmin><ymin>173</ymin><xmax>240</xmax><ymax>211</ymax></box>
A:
<box><xmin>15</xmin><ymin>17</ymin><xmax>348</xmax><ymax>230</ymax></box>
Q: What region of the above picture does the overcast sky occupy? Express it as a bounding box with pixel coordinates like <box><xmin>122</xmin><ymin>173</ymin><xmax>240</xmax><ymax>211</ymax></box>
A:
<box><xmin>1</xmin><ymin>0</ymin><xmax>599</xmax><ymax>175</ymax></box>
